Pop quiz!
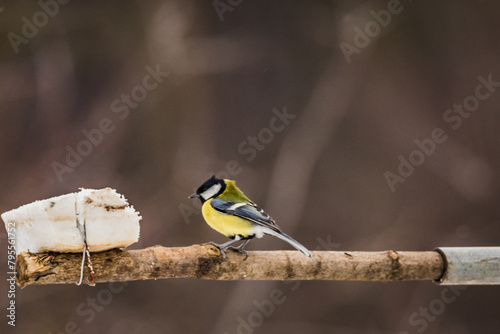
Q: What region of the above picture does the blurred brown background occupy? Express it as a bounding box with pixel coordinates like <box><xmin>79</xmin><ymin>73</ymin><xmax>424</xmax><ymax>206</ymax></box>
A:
<box><xmin>1</xmin><ymin>1</ymin><xmax>499</xmax><ymax>333</ymax></box>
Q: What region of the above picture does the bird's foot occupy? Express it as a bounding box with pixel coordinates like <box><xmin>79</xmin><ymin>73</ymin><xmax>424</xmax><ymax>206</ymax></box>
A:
<box><xmin>226</xmin><ymin>240</ymin><xmax>250</xmax><ymax>260</ymax></box>
<box><xmin>226</xmin><ymin>246</ymin><xmax>248</xmax><ymax>260</ymax></box>
<box><xmin>208</xmin><ymin>239</ymin><xmax>249</xmax><ymax>261</ymax></box>
<box><xmin>208</xmin><ymin>242</ymin><xmax>227</xmax><ymax>261</ymax></box>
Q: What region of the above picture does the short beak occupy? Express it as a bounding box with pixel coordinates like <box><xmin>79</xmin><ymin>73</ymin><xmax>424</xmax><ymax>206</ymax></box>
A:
<box><xmin>188</xmin><ymin>193</ymin><xmax>199</xmax><ymax>199</ymax></box>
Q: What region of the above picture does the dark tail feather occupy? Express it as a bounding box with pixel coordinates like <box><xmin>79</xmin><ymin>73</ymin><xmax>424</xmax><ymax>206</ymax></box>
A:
<box><xmin>264</xmin><ymin>228</ymin><xmax>313</xmax><ymax>258</ymax></box>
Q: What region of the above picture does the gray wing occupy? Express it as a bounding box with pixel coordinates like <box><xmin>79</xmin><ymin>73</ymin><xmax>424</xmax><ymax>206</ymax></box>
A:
<box><xmin>211</xmin><ymin>199</ymin><xmax>313</xmax><ymax>258</ymax></box>
<box><xmin>210</xmin><ymin>199</ymin><xmax>281</xmax><ymax>233</ymax></box>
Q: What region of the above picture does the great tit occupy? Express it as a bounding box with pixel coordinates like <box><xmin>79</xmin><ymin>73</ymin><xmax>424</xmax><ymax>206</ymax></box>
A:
<box><xmin>189</xmin><ymin>175</ymin><xmax>312</xmax><ymax>260</ymax></box>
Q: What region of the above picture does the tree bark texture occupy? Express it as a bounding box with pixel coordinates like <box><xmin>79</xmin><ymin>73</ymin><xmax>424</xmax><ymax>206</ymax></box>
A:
<box><xmin>15</xmin><ymin>245</ymin><xmax>444</xmax><ymax>287</ymax></box>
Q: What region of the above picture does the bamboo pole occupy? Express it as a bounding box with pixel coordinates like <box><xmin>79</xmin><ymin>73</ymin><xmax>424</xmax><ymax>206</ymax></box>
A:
<box><xmin>15</xmin><ymin>244</ymin><xmax>444</xmax><ymax>287</ymax></box>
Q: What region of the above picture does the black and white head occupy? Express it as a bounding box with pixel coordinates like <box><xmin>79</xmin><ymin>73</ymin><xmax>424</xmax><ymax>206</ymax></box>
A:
<box><xmin>189</xmin><ymin>175</ymin><xmax>226</xmax><ymax>203</ymax></box>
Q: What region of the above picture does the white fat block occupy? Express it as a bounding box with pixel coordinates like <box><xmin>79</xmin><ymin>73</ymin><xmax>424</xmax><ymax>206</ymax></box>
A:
<box><xmin>1</xmin><ymin>188</ymin><xmax>141</xmax><ymax>254</ymax></box>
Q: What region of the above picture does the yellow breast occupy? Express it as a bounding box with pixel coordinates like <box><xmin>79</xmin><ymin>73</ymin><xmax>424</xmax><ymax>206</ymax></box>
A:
<box><xmin>202</xmin><ymin>198</ymin><xmax>254</xmax><ymax>238</ymax></box>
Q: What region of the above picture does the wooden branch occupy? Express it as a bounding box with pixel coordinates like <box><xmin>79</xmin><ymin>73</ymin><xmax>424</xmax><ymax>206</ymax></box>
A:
<box><xmin>15</xmin><ymin>245</ymin><xmax>444</xmax><ymax>287</ymax></box>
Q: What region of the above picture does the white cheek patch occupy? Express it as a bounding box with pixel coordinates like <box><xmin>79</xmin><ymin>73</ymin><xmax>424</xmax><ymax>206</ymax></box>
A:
<box><xmin>200</xmin><ymin>184</ymin><xmax>222</xmax><ymax>200</ymax></box>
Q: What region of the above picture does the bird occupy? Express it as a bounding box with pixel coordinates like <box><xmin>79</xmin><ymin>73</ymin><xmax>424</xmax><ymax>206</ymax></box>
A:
<box><xmin>189</xmin><ymin>175</ymin><xmax>312</xmax><ymax>260</ymax></box>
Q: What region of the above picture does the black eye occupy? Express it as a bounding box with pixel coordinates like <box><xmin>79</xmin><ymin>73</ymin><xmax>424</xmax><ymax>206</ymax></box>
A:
<box><xmin>197</xmin><ymin>184</ymin><xmax>209</xmax><ymax>193</ymax></box>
